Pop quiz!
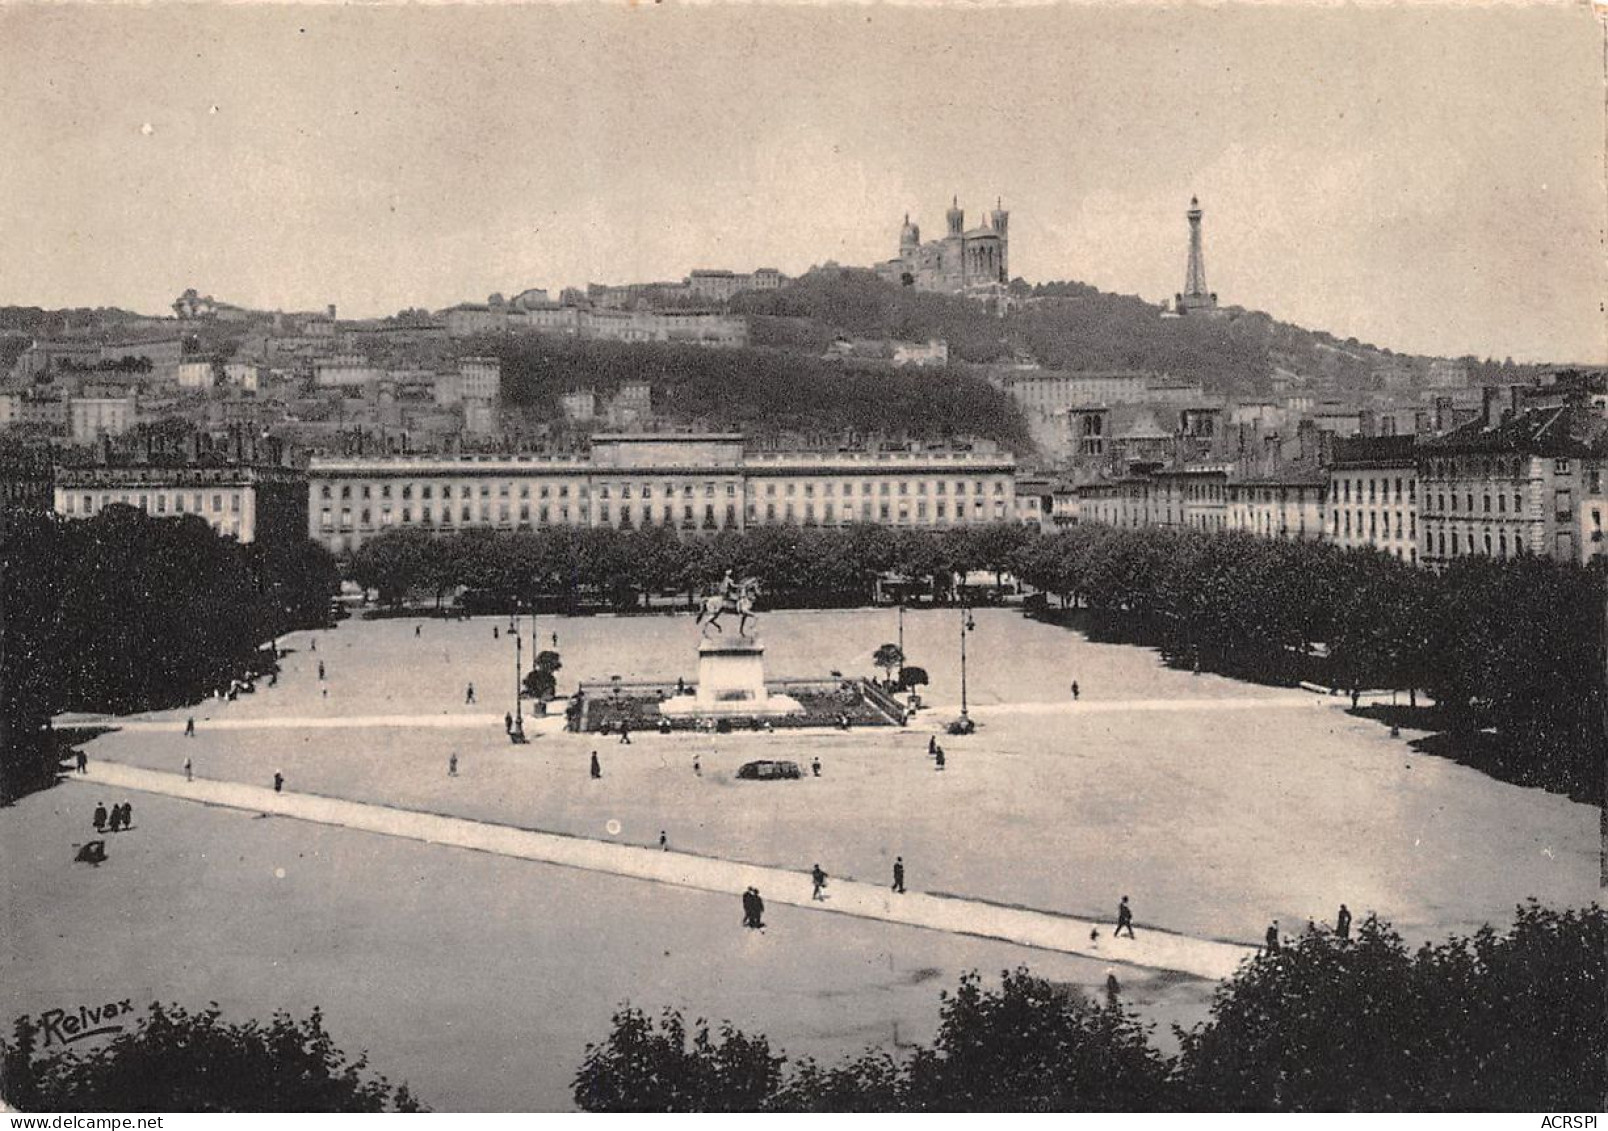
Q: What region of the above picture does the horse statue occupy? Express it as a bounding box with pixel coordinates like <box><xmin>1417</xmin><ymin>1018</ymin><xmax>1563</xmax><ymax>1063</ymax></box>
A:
<box><xmin>696</xmin><ymin>575</ymin><xmax>761</xmax><ymax>639</ymax></box>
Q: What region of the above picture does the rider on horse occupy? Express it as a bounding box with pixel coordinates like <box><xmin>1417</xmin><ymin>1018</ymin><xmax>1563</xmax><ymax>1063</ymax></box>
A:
<box><xmin>698</xmin><ymin>573</ymin><xmax>760</xmax><ymax>637</ymax></box>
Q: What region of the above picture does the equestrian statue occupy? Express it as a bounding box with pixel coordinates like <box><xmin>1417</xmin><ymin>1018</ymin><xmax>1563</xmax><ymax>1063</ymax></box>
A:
<box><xmin>696</xmin><ymin>570</ymin><xmax>761</xmax><ymax>639</ymax></box>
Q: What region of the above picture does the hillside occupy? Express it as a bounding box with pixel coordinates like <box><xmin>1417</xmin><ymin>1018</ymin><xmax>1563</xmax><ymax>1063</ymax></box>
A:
<box><xmin>732</xmin><ymin>270</ymin><xmax>1552</xmax><ymax>398</ymax></box>
<box><xmin>477</xmin><ymin>335</ymin><xmax>1033</xmax><ymax>454</ymax></box>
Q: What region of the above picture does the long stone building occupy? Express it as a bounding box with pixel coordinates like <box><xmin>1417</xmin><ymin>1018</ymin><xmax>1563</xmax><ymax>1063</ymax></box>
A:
<box><xmin>306</xmin><ymin>434</ymin><xmax>1018</xmax><ymax>553</ymax></box>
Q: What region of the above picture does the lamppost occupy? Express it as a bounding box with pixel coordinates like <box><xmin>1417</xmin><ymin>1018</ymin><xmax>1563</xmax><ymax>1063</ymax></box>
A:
<box><xmin>897</xmin><ymin>599</ymin><xmax>906</xmax><ymax>685</ymax></box>
<box><xmin>958</xmin><ymin>602</ymin><xmax>976</xmax><ymax>726</ymax></box>
<box><xmin>511</xmin><ymin>601</ymin><xmax>525</xmax><ymax>743</ymax></box>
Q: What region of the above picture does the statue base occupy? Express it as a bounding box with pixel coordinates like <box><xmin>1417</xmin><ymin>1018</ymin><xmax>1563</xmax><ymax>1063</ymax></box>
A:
<box><xmin>659</xmin><ymin>636</ymin><xmax>804</xmax><ymax>719</ymax></box>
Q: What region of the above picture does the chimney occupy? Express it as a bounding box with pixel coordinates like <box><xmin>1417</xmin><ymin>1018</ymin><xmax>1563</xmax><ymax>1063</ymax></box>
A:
<box><xmin>1481</xmin><ymin>386</ymin><xmax>1501</xmax><ymax>427</ymax></box>
<box><xmin>1435</xmin><ymin>396</ymin><xmax>1454</xmax><ymax>433</ymax></box>
<box><xmin>1510</xmin><ymin>384</ymin><xmax>1523</xmax><ymax>420</ymax></box>
<box><xmin>1318</xmin><ymin>429</ymin><xmax>1337</xmax><ymax>469</ymax></box>
<box><xmin>327</xmin><ymin>304</ymin><xmax>337</xmax><ymax>320</ymax></box>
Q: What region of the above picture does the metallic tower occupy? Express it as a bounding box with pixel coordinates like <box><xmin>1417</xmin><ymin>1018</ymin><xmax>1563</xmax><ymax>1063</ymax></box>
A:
<box><xmin>1175</xmin><ymin>195</ymin><xmax>1218</xmax><ymax>315</ymax></box>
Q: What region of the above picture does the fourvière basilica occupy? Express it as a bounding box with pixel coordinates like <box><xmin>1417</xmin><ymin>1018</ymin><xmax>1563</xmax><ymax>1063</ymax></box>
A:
<box><xmin>876</xmin><ymin>197</ymin><xmax>1011</xmax><ymax>300</ymax></box>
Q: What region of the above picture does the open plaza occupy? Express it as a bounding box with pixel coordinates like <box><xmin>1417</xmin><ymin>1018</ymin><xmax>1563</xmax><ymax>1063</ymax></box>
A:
<box><xmin>3</xmin><ymin>606</ymin><xmax>1598</xmax><ymax>1110</ymax></box>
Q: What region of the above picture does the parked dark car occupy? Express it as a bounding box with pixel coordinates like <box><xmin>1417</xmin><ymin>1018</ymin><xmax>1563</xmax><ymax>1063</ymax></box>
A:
<box><xmin>736</xmin><ymin>759</ymin><xmax>802</xmax><ymax>781</ymax></box>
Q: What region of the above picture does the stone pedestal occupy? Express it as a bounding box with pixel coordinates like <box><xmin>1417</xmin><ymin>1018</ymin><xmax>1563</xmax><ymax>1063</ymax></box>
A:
<box><xmin>695</xmin><ymin>637</ymin><xmax>769</xmax><ymax>710</ymax></box>
<box><xmin>660</xmin><ymin>635</ymin><xmax>803</xmax><ymax>720</ymax></box>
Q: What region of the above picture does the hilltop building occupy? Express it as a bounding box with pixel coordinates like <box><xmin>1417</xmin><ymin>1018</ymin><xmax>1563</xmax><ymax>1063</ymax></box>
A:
<box><xmin>877</xmin><ymin>198</ymin><xmax>1010</xmax><ymax>299</ymax></box>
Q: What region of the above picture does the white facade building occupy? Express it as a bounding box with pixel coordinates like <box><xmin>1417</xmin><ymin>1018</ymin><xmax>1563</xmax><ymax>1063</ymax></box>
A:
<box><xmin>306</xmin><ymin>435</ymin><xmax>1017</xmax><ymax>553</ymax></box>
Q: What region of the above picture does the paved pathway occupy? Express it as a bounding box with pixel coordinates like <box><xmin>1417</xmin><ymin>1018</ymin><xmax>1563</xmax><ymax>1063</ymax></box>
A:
<box><xmin>71</xmin><ymin>760</ymin><xmax>1258</xmax><ymax>982</ymax></box>
<box><xmin>61</xmin><ymin>694</ymin><xmax>1328</xmax><ymax>734</ymax></box>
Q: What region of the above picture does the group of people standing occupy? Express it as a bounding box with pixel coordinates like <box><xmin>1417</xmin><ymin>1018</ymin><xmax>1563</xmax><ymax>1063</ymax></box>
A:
<box><xmin>91</xmin><ymin>800</ymin><xmax>134</xmax><ymax>834</ymax></box>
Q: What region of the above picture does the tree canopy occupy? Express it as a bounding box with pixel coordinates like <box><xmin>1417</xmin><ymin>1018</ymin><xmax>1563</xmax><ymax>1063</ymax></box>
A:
<box><xmin>2</xmin><ymin>1003</ymin><xmax>422</xmax><ymax>1112</ymax></box>
<box><xmin>574</xmin><ymin>903</ymin><xmax>1604</xmax><ymax>1112</ymax></box>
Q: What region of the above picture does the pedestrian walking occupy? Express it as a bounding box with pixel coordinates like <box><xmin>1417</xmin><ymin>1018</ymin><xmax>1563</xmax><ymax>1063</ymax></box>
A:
<box><xmin>811</xmin><ymin>864</ymin><xmax>828</xmax><ymax>901</ymax></box>
<box><xmin>742</xmin><ymin>887</ymin><xmax>757</xmax><ymax>928</ymax></box>
<box><xmin>1071</xmin><ymin>681</ymin><xmax>1080</xmax><ymax>701</ymax></box>
<box><xmin>183</xmin><ymin>756</ymin><xmax>193</xmax><ymax>782</ymax></box>
<box><xmin>692</xmin><ymin>754</ymin><xmax>702</xmax><ymax>776</ymax></box>
<box><xmin>1116</xmin><ymin>895</ymin><xmax>1135</xmax><ymax>938</ymax></box>
<box><xmin>934</xmin><ymin>746</ymin><xmax>946</xmax><ymax>771</ymax></box>
<box><xmin>493</xmin><ymin>626</ymin><xmax>499</xmax><ymax>640</ymax></box>
<box><xmin>318</xmin><ymin>661</ymin><xmax>326</xmax><ymax>681</ymax></box>
<box><xmin>659</xmin><ymin>830</ymin><xmax>668</xmax><ymax>851</ymax></box>
<box><xmin>118</xmin><ymin>802</ymin><xmax>132</xmax><ymax>830</ymax></box>
<box><xmin>1265</xmin><ymin>921</ymin><xmax>1281</xmax><ymax>953</ymax></box>
<box><xmin>892</xmin><ymin>856</ymin><xmax>905</xmax><ymax>894</ymax></box>
<box><xmin>927</xmin><ymin>735</ymin><xmax>937</xmax><ymax>756</ymax></box>
<box><xmin>465</xmin><ymin>683</ymin><xmax>476</xmax><ymax>704</ymax></box>
<box><xmin>269</xmin><ymin>671</ymin><xmax>277</xmax><ymax>687</ymax></box>
<box><xmin>504</xmin><ymin>712</ymin><xmax>513</xmax><ymax>735</ymax></box>
<box><xmin>590</xmin><ymin>751</ymin><xmax>601</xmax><ymax>780</ymax></box>
<box><xmin>107</xmin><ymin>805</ymin><xmax>123</xmax><ymax>834</ymax></box>
<box><xmin>310</xmin><ymin>637</ymin><xmax>317</xmax><ymax>652</ymax></box>
<box><xmin>76</xmin><ymin>750</ymin><xmax>88</xmax><ymax>774</ymax></box>
<box><xmin>185</xmin><ymin>716</ymin><xmax>195</xmax><ymax>738</ymax></box>
<box><xmin>1336</xmin><ymin>903</ymin><xmax>1352</xmax><ymax>940</ymax></box>
<box><xmin>273</xmin><ymin>771</ymin><xmax>284</xmax><ymax>793</ymax></box>
<box><xmin>92</xmin><ymin>802</ymin><xmax>108</xmax><ymax>834</ymax></box>
<box><xmin>1106</xmin><ymin>969</ymin><xmax>1121</xmax><ymax>1007</ymax></box>
<box><xmin>618</xmin><ymin>724</ymin><xmax>631</xmax><ymax>745</ymax></box>
<box><xmin>448</xmin><ymin>753</ymin><xmax>459</xmax><ymax>777</ymax></box>
<box><xmin>811</xmin><ymin>756</ymin><xmax>821</xmax><ymax>777</ymax></box>
<box><xmin>415</xmin><ymin>625</ymin><xmax>421</xmax><ymax>638</ymax></box>
<box><xmin>322</xmin><ymin>686</ymin><xmax>328</xmax><ymax>698</ymax></box>
<box><xmin>551</xmin><ymin>632</ymin><xmax>558</xmax><ymax>648</ymax></box>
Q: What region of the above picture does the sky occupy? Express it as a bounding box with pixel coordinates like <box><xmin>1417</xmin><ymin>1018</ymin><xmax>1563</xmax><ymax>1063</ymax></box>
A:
<box><xmin>0</xmin><ymin>2</ymin><xmax>1602</xmax><ymax>363</ymax></box>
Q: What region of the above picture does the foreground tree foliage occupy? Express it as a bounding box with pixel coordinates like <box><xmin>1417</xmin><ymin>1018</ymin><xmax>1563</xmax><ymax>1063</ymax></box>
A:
<box><xmin>1176</xmin><ymin>903</ymin><xmax>1606</xmax><ymax>1111</ymax></box>
<box><xmin>0</xmin><ymin>508</ymin><xmax>338</xmax><ymax>802</ymax></box>
<box><xmin>1</xmin><ymin>1003</ymin><xmax>422</xmax><ymax>1112</ymax></box>
<box><xmin>575</xmin><ymin>905</ymin><xmax>1604</xmax><ymax>1112</ymax></box>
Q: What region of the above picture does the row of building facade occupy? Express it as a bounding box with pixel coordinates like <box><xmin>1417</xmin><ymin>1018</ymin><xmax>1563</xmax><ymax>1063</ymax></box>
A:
<box><xmin>27</xmin><ymin>377</ymin><xmax>1607</xmax><ymax>573</ymax></box>
<box><xmin>1030</xmin><ymin>384</ymin><xmax>1607</xmax><ymax>569</ymax></box>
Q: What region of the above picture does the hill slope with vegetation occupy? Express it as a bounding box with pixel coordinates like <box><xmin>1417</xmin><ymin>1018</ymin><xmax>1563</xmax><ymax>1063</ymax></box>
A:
<box><xmin>733</xmin><ymin>270</ymin><xmax>1556</xmax><ymax>398</ymax></box>
<box><xmin>478</xmin><ymin>334</ymin><xmax>1032</xmax><ymax>453</ymax></box>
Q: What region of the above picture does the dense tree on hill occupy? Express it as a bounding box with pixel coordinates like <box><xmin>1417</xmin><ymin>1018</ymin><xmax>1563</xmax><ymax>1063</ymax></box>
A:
<box><xmin>476</xmin><ymin>333</ymin><xmax>1031</xmax><ymax>452</ymax></box>
<box><xmin>574</xmin><ymin>905</ymin><xmax>1603</xmax><ymax>1112</ymax></box>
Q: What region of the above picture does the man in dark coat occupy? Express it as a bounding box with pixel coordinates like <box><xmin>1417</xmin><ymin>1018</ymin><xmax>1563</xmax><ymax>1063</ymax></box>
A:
<box><xmin>1336</xmin><ymin>904</ymin><xmax>1352</xmax><ymax>940</ymax></box>
<box><xmin>590</xmin><ymin>751</ymin><xmax>601</xmax><ymax>780</ymax></box>
<box><xmin>1116</xmin><ymin>895</ymin><xmax>1135</xmax><ymax>938</ymax></box>
<box><xmin>92</xmin><ymin>802</ymin><xmax>108</xmax><ymax>833</ymax></box>
<box><xmin>892</xmin><ymin>857</ymin><xmax>906</xmax><ymax>894</ymax></box>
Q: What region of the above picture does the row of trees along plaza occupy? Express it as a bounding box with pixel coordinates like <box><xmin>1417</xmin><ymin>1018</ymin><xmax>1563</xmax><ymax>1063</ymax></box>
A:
<box><xmin>0</xmin><ymin>506</ymin><xmax>339</xmax><ymax>803</ymax></box>
<box><xmin>352</xmin><ymin>521</ymin><xmax>1605</xmax><ymax>802</ymax></box>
